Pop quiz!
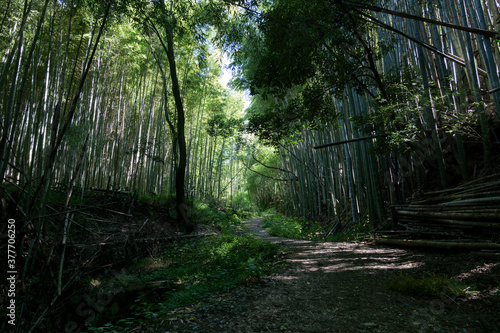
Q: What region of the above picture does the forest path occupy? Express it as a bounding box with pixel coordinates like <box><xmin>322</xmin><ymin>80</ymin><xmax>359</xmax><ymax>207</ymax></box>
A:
<box><xmin>153</xmin><ymin>217</ymin><xmax>498</xmax><ymax>332</ymax></box>
<box><xmin>229</xmin><ymin>217</ymin><xmax>494</xmax><ymax>333</ymax></box>
<box><xmin>236</xmin><ymin>217</ymin><xmax>421</xmax><ymax>332</ymax></box>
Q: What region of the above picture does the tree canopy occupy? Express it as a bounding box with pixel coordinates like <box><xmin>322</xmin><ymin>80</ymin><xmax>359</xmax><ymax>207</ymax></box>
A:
<box><xmin>1</xmin><ymin>0</ymin><xmax>499</xmax><ymax>329</ymax></box>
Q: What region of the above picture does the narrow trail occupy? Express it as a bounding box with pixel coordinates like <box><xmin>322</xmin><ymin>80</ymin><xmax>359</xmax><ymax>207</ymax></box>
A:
<box><xmin>153</xmin><ymin>217</ymin><xmax>498</xmax><ymax>332</ymax></box>
<box><xmin>238</xmin><ymin>217</ymin><xmax>418</xmax><ymax>332</ymax></box>
<box><xmin>232</xmin><ymin>218</ymin><xmax>496</xmax><ymax>333</ymax></box>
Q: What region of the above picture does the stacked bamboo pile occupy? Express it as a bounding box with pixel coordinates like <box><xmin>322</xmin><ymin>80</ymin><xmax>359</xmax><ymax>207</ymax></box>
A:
<box><xmin>378</xmin><ymin>174</ymin><xmax>500</xmax><ymax>254</ymax></box>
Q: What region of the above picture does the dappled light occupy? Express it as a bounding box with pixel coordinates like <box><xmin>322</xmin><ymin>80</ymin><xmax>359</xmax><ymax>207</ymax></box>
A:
<box><xmin>233</xmin><ymin>217</ymin><xmax>500</xmax><ymax>332</ymax></box>
<box><xmin>284</xmin><ymin>244</ymin><xmax>422</xmax><ymax>273</ymax></box>
<box><xmin>456</xmin><ymin>263</ymin><xmax>499</xmax><ymax>280</ymax></box>
<box><xmin>1</xmin><ymin>0</ymin><xmax>499</xmax><ymax>331</ymax></box>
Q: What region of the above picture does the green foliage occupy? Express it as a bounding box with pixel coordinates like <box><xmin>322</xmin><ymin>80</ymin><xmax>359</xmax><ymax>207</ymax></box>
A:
<box><xmin>246</xmin><ymin>147</ymin><xmax>283</xmax><ymax>210</ymax></box>
<box><xmin>262</xmin><ymin>214</ymin><xmax>322</xmax><ymax>240</ymax></box>
<box><xmin>388</xmin><ymin>273</ymin><xmax>478</xmax><ymax>298</ymax></box>
<box><xmin>350</xmin><ymin>65</ymin><xmax>424</xmax><ymax>153</ymax></box>
<box><xmin>263</xmin><ymin>214</ymin><xmax>303</xmax><ymax>238</ymax></box>
<box><xmin>207</xmin><ymin>113</ymin><xmax>243</xmax><ymax>138</ymax></box>
<box><xmin>327</xmin><ymin>220</ymin><xmax>375</xmax><ymax>242</ymax></box>
<box><xmin>351</xmin><ymin>64</ymin><xmax>485</xmax><ymax>154</ymax></box>
<box><xmin>191</xmin><ymin>199</ymin><xmax>242</xmax><ymax>232</ymax></box>
<box><xmin>230</xmin><ymin>0</ymin><xmax>372</xmax><ymax>94</ymax></box>
<box><xmin>223</xmin><ymin>0</ymin><xmax>380</xmax><ymax>144</ymax></box>
<box><xmin>85</xmin><ymin>233</ymin><xmax>280</xmax><ymax>332</ymax></box>
<box><xmin>138</xmin><ymin>191</ymin><xmax>176</xmax><ymax>206</ymax></box>
<box><xmin>262</xmin><ymin>214</ymin><xmax>376</xmax><ymax>242</ymax></box>
<box><xmin>245</xmin><ymin>92</ymin><xmax>338</xmax><ymax>146</ymax></box>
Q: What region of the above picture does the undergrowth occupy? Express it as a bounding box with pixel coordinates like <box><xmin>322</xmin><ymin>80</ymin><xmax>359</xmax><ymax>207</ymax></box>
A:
<box><xmin>327</xmin><ymin>220</ymin><xmax>375</xmax><ymax>242</ymax></box>
<box><xmin>262</xmin><ymin>214</ymin><xmax>374</xmax><ymax>241</ymax></box>
<box><xmin>262</xmin><ymin>214</ymin><xmax>321</xmax><ymax>240</ymax></box>
<box><xmin>190</xmin><ymin>199</ymin><xmax>243</xmax><ymax>232</ymax></box>
<box><xmin>83</xmin><ymin>201</ymin><xmax>279</xmax><ymax>332</ymax></box>
<box><xmin>388</xmin><ymin>273</ymin><xmax>479</xmax><ymax>298</ymax></box>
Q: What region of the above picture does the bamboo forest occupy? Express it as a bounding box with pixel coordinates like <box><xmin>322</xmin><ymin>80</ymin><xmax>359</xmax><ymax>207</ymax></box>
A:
<box><xmin>1</xmin><ymin>0</ymin><xmax>500</xmax><ymax>332</ymax></box>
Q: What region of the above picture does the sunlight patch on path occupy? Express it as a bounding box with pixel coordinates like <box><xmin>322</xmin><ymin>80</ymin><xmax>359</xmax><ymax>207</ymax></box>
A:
<box><xmin>238</xmin><ymin>217</ymin><xmax>424</xmax><ymax>332</ymax></box>
<box><xmin>243</xmin><ymin>217</ymin><xmax>423</xmax><ymax>274</ymax></box>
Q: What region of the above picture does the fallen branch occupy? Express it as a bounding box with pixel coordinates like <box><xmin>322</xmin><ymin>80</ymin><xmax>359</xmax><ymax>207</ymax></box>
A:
<box><xmin>85</xmin><ymin>217</ymin><xmax>122</xmax><ymax>224</ymax></box>
<box><xmin>139</xmin><ymin>218</ymin><xmax>150</xmax><ymax>232</ymax></box>
<box><xmin>314</xmin><ymin>134</ymin><xmax>385</xmax><ymax>149</ymax></box>
<box><xmin>22</xmin><ymin>202</ymin><xmax>119</xmax><ymax>222</ymax></box>
<box><xmin>471</xmin><ymin>251</ymin><xmax>500</xmax><ymax>258</ymax></box>
<box><xmin>90</xmin><ymin>187</ymin><xmax>132</xmax><ymax>195</ymax></box>
<box><xmin>98</xmin><ymin>208</ymin><xmax>133</xmax><ymax>217</ymax></box>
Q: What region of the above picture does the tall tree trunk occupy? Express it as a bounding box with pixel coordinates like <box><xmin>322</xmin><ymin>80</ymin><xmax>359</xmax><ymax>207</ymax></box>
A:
<box><xmin>163</xmin><ymin>9</ymin><xmax>192</xmax><ymax>232</ymax></box>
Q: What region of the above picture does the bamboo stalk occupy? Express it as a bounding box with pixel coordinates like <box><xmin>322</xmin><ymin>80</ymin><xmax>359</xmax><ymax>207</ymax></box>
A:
<box><xmin>435</xmin><ymin>197</ymin><xmax>500</xmax><ymax>206</ymax></box>
<box><xmin>395</xmin><ymin>207</ymin><xmax>500</xmax><ymax>214</ymax></box>
<box><xmin>346</xmin><ymin>1</ymin><xmax>497</xmax><ymax>37</ymax></box>
<box><xmin>313</xmin><ymin>134</ymin><xmax>386</xmax><ymax>149</ymax></box>
<box><xmin>397</xmin><ymin>209</ymin><xmax>500</xmax><ymax>220</ymax></box>
<box><xmin>58</xmin><ymin>211</ymin><xmax>72</xmax><ymax>296</ymax></box>
<box><xmin>413</xmin><ymin>192</ymin><xmax>500</xmax><ymax>204</ymax></box>
<box><xmin>377</xmin><ymin>238</ymin><xmax>500</xmax><ymax>249</ymax></box>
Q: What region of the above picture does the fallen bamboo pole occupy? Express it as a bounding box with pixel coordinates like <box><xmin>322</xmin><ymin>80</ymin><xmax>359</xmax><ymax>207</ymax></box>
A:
<box><xmin>422</xmin><ymin>175</ymin><xmax>500</xmax><ymax>196</ymax></box>
<box><xmin>377</xmin><ymin>238</ymin><xmax>500</xmax><ymax>250</ymax></box>
<box><xmin>314</xmin><ymin>134</ymin><xmax>386</xmax><ymax>149</ymax></box>
<box><xmin>397</xmin><ymin>210</ymin><xmax>500</xmax><ymax>221</ymax></box>
<box><xmin>471</xmin><ymin>251</ymin><xmax>500</xmax><ymax>258</ymax></box>
<box><xmin>436</xmin><ymin>197</ymin><xmax>500</xmax><ymax>206</ymax></box>
<box><xmin>395</xmin><ymin>207</ymin><xmax>500</xmax><ymax>214</ymax></box>
<box><xmin>413</xmin><ymin>192</ymin><xmax>500</xmax><ymax>204</ymax></box>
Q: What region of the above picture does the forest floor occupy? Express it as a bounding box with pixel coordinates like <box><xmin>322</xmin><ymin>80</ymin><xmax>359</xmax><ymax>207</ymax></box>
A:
<box><xmin>145</xmin><ymin>217</ymin><xmax>500</xmax><ymax>333</ymax></box>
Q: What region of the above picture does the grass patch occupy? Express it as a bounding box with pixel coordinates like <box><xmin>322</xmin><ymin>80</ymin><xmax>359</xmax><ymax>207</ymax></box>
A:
<box><xmin>262</xmin><ymin>214</ymin><xmax>376</xmax><ymax>242</ymax></box>
<box><xmin>191</xmin><ymin>200</ymin><xmax>242</xmax><ymax>232</ymax></box>
<box><xmin>82</xmin><ymin>198</ymin><xmax>280</xmax><ymax>332</ymax></box>
<box><xmin>84</xmin><ymin>231</ymin><xmax>280</xmax><ymax>332</ymax></box>
<box><xmin>262</xmin><ymin>214</ymin><xmax>322</xmax><ymax>240</ymax></box>
<box><xmin>129</xmin><ymin>234</ymin><xmax>279</xmax><ymax>309</ymax></box>
<box><xmin>388</xmin><ymin>273</ymin><xmax>479</xmax><ymax>298</ymax></box>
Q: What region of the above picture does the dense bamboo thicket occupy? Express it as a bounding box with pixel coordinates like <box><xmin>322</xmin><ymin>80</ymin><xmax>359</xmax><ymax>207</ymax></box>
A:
<box><xmin>242</xmin><ymin>0</ymin><xmax>500</xmax><ymax>233</ymax></box>
<box><xmin>2</xmin><ymin>0</ymin><xmax>499</xmax><ymax>275</ymax></box>
<box><xmin>0</xmin><ymin>0</ymin><xmax>249</xmax><ymax>310</ymax></box>
<box><xmin>1</xmin><ymin>0</ymin><xmax>500</xmax><ymax>330</ymax></box>
<box><xmin>1</xmin><ymin>1</ymin><xmax>257</xmax><ymax>330</ymax></box>
<box><xmin>0</xmin><ymin>1</ymin><xmax>247</xmax><ymax>197</ymax></box>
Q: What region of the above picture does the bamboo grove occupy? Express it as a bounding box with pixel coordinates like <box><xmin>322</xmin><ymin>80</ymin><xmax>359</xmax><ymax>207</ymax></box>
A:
<box><xmin>1</xmin><ymin>0</ymin><xmax>499</xmax><ymax>245</ymax></box>
<box><xmin>235</xmin><ymin>0</ymin><xmax>500</xmax><ymax>233</ymax></box>
<box><xmin>1</xmin><ymin>0</ymin><xmax>253</xmax><ymax>290</ymax></box>
<box><xmin>1</xmin><ymin>2</ymin><xmax>252</xmax><ymax>201</ymax></box>
<box><xmin>1</xmin><ymin>0</ymin><xmax>499</xmax><ymax>260</ymax></box>
<box><xmin>1</xmin><ymin>0</ymin><xmax>500</xmax><ymax>329</ymax></box>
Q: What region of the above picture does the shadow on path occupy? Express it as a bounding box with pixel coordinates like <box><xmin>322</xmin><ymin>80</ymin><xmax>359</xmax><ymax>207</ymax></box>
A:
<box><xmin>151</xmin><ymin>217</ymin><xmax>499</xmax><ymax>333</ymax></box>
<box><xmin>232</xmin><ymin>217</ymin><xmax>497</xmax><ymax>333</ymax></box>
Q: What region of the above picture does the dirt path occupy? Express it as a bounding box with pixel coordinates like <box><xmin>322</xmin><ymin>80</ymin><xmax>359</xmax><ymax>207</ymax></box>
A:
<box><xmin>153</xmin><ymin>218</ymin><xmax>499</xmax><ymax>333</ymax></box>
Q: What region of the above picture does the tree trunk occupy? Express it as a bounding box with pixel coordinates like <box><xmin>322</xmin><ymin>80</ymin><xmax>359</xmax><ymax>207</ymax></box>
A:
<box><xmin>163</xmin><ymin>10</ymin><xmax>192</xmax><ymax>232</ymax></box>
